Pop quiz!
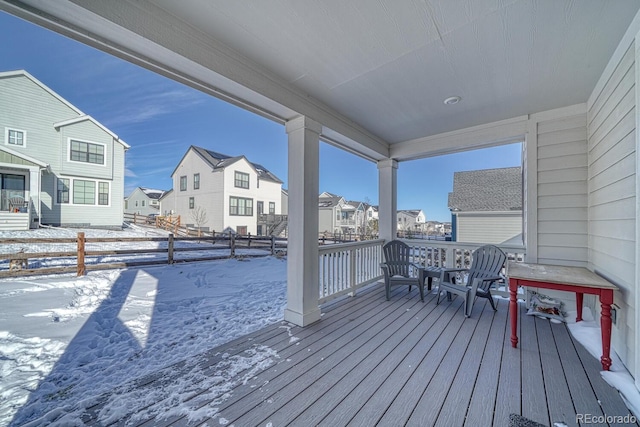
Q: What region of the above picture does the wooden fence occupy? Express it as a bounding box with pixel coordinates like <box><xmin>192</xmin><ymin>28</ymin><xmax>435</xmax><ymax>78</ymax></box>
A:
<box><xmin>0</xmin><ymin>232</ymin><xmax>287</xmax><ymax>278</ymax></box>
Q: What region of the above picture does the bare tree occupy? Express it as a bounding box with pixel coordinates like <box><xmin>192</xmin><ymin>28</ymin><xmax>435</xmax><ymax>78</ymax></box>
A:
<box><xmin>190</xmin><ymin>205</ymin><xmax>208</xmax><ymax>232</ymax></box>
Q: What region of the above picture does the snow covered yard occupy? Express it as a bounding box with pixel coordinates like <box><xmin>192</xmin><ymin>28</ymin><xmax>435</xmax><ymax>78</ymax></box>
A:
<box><xmin>0</xmin><ymin>226</ymin><xmax>287</xmax><ymax>426</ymax></box>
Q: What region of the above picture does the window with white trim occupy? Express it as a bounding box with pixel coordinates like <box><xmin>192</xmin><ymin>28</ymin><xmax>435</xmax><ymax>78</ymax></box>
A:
<box><xmin>57</xmin><ymin>178</ymin><xmax>70</xmax><ymax>204</ymax></box>
<box><xmin>69</xmin><ymin>140</ymin><xmax>105</xmax><ymax>165</ymax></box>
<box><xmin>234</xmin><ymin>171</ymin><xmax>249</xmax><ymax>189</ymax></box>
<box><xmin>56</xmin><ymin>177</ymin><xmax>111</xmax><ymax>206</ymax></box>
<box><xmin>98</xmin><ymin>182</ymin><xmax>109</xmax><ymax>205</ymax></box>
<box><xmin>73</xmin><ymin>180</ymin><xmax>96</xmax><ymax>204</ymax></box>
<box><xmin>230</xmin><ymin>196</ymin><xmax>253</xmax><ymax>216</ymax></box>
<box><xmin>180</xmin><ymin>176</ymin><xmax>187</xmax><ymax>191</ymax></box>
<box><xmin>5</xmin><ymin>128</ymin><xmax>25</xmax><ymax>147</ymax></box>
<box><xmin>269</xmin><ymin>202</ymin><xmax>275</xmax><ymax>214</ymax></box>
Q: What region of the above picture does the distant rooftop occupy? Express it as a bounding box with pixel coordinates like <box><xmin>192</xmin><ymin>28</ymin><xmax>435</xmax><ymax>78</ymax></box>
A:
<box><xmin>448</xmin><ymin>167</ymin><xmax>522</xmax><ymax>212</ymax></box>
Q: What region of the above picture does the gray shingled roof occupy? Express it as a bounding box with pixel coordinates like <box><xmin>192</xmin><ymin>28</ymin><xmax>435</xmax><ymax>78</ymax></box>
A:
<box><xmin>398</xmin><ymin>209</ymin><xmax>422</xmax><ymax>218</ymax></box>
<box><xmin>448</xmin><ymin>167</ymin><xmax>522</xmax><ymax>212</ymax></box>
<box><xmin>318</xmin><ymin>193</ymin><xmax>343</xmax><ymax>208</ymax></box>
<box><xmin>189</xmin><ymin>146</ymin><xmax>283</xmax><ymax>184</ymax></box>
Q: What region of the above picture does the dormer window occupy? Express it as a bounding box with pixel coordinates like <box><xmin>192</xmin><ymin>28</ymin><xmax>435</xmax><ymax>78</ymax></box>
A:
<box><xmin>234</xmin><ymin>171</ymin><xmax>249</xmax><ymax>189</ymax></box>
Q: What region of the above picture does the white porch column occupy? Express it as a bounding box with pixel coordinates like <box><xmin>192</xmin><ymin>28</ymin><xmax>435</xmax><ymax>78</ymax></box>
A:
<box><xmin>377</xmin><ymin>159</ymin><xmax>398</xmax><ymax>242</ymax></box>
<box><xmin>284</xmin><ymin>116</ymin><xmax>322</xmax><ymax>327</ymax></box>
<box><xmin>28</xmin><ymin>167</ymin><xmax>40</xmax><ymax>228</ymax></box>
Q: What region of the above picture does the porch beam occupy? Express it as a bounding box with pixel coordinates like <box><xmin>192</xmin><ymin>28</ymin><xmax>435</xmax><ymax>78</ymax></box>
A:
<box><xmin>377</xmin><ymin>159</ymin><xmax>398</xmax><ymax>242</ymax></box>
<box><xmin>390</xmin><ymin>115</ymin><xmax>528</xmax><ymax>161</ymax></box>
<box><xmin>284</xmin><ymin>116</ymin><xmax>322</xmax><ymax>327</ymax></box>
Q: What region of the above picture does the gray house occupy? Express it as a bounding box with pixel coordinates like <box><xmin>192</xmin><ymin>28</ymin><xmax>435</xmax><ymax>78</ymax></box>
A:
<box><xmin>0</xmin><ymin>70</ymin><xmax>129</xmax><ymax>230</ymax></box>
<box><xmin>448</xmin><ymin>167</ymin><xmax>522</xmax><ymax>244</ymax></box>
<box><xmin>124</xmin><ymin>187</ymin><xmax>166</xmax><ymax>215</ymax></box>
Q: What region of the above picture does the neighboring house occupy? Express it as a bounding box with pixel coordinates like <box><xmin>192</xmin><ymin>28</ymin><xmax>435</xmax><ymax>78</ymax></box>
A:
<box><xmin>397</xmin><ymin>209</ymin><xmax>426</xmax><ymax>234</ymax></box>
<box><xmin>425</xmin><ymin>221</ymin><xmax>452</xmax><ymax>236</ymax></box>
<box><xmin>0</xmin><ymin>70</ymin><xmax>129</xmax><ymax>230</ymax></box>
<box><xmin>318</xmin><ymin>192</ymin><xmax>363</xmax><ymax>235</ymax></box>
<box><xmin>318</xmin><ymin>192</ymin><xmax>346</xmax><ymax>234</ymax></box>
<box><xmin>448</xmin><ymin>167</ymin><xmax>522</xmax><ymax>244</ymax></box>
<box><xmin>124</xmin><ymin>187</ymin><xmax>167</xmax><ymax>215</ymax></box>
<box><xmin>160</xmin><ymin>145</ymin><xmax>283</xmax><ymax>235</ymax></box>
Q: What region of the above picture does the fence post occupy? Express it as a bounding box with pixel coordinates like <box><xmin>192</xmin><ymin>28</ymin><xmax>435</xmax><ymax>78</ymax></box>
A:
<box><xmin>77</xmin><ymin>232</ymin><xmax>85</xmax><ymax>276</ymax></box>
<box><xmin>247</xmin><ymin>232</ymin><xmax>251</xmax><ymax>248</ymax></box>
<box><xmin>168</xmin><ymin>233</ymin><xmax>174</xmax><ymax>264</ymax></box>
<box><xmin>270</xmin><ymin>235</ymin><xmax>275</xmax><ymax>255</ymax></box>
<box><xmin>230</xmin><ymin>234</ymin><xmax>236</xmax><ymax>257</ymax></box>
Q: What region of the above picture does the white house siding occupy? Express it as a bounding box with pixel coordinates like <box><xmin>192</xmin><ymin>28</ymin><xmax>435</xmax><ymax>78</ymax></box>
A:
<box><xmin>223</xmin><ymin>159</ymin><xmax>281</xmax><ymax>235</ymax></box>
<box><xmin>172</xmin><ymin>151</ymin><xmax>224</xmax><ymax>232</ymax></box>
<box><xmin>455</xmin><ymin>212</ymin><xmax>521</xmax><ymax>244</ymax></box>
<box><xmin>535</xmin><ymin>110</ymin><xmax>589</xmax><ymax>267</ymax></box>
<box><xmin>170</xmin><ymin>152</ymin><xmax>282</xmax><ymax>235</ymax></box>
<box><xmin>319</xmin><ymin>208</ymin><xmax>335</xmax><ymax>234</ymax></box>
<box><xmin>588</xmin><ymin>39</ymin><xmax>637</xmax><ymax>373</ymax></box>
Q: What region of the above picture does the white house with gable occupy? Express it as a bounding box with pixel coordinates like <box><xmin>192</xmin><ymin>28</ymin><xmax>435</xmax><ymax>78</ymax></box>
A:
<box><xmin>160</xmin><ymin>145</ymin><xmax>283</xmax><ymax>235</ymax></box>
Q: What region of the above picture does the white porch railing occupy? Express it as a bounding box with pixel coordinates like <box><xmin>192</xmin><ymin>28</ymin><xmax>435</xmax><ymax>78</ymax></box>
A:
<box><xmin>318</xmin><ymin>239</ymin><xmax>385</xmax><ymax>304</ymax></box>
<box><xmin>318</xmin><ymin>239</ymin><xmax>526</xmax><ymax>304</ymax></box>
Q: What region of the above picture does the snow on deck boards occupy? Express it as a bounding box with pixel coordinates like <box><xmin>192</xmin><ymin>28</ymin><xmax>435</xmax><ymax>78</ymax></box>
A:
<box><xmin>84</xmin><ymin>284</ymin><xmax>632</xmax><ymax>427</ymax></box>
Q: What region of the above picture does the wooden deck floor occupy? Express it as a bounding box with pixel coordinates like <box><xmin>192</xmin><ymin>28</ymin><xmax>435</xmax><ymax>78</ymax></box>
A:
<box><xmin>87</xmin><ymin>283</ymin><xmax>634</xmax><ymax>427</ymax></box>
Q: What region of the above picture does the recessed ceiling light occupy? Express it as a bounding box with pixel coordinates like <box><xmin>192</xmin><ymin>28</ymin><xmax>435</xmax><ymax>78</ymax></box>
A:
<box><xmin>444</xmin><ymin>96</ymin><xmax>462</xmax><ymax>105</ymax></box>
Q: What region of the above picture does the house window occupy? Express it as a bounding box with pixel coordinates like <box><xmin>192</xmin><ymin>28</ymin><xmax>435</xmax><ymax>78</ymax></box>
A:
<box><xmin>141</xmin><ymin>200</ymin><xmax>145</xmax><ymax>207</ymax></box>
<box><xmin>189</xmin><ymin>197</ymin><xmax>194</xmax><ymax>209</ymax></box>
<box><xmin>180</xmin><ymin>176</ymin><xmax>187</xmax><ymax>191</ymax></box>
<box><xmin>230</xmin><ymin>196</ymin><xmax>253</xmax><ymax>216</ymax></box>
<box><xmin>73</xmin><ymin>180</ymin><xmax>96</xmax><ymax>204</ymax></box>
<box><xmin>135</xmin><ymin>201</ymin><xmax>139</xmax><ymax>207</ymax></box>
<box><xmin>6</xmin><ymin>129</ymin><xmax>25</xmax><ymax>147</ymax></box>
<box><xmin>336</xmin><ymin>210</ymin><xmax>340</xmax><ymax>221</ymax></box>
<box><xmin>69</xmin><ymin>140</ymin><xmax>105</xmax><ymax>165</ymax></box>
<box><xmin>234</xmin><ymin>171</ymin><xmax>249</xmax><ymax>189</ymax></box>
<box><xmin>98</xmin><ymin>182</ymin><xmax>109</xmax><ymax>205</ymax></box>
<box><xmin>57</xmin><ymin>178</ymin><xmax>70</xmax><ymax>204</ymax></box>
<box><xmin>269</xmin><ymin>202</ymin><xmax>275</xmax><ymax>214</ymax></box>
<box><xmin>257</xmin><ymin>201</ymin><xmax>264</xmax><ymax>214</ymax></box>
<box><xmin>193</xmin><ymin>173</ymin><xmax>200</xmax><ymax>190</ymax></box>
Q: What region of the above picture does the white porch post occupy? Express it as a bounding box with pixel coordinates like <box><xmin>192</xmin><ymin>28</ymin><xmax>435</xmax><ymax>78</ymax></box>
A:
<box><xmin>377</xmin><ymin>159</ymin><xmax>398</xmax><ymax>242</ymax></box>
<box><xmin>284</xmin><ymin>116</ymin><xmax>322</xmax><ymax>327</ymax></box>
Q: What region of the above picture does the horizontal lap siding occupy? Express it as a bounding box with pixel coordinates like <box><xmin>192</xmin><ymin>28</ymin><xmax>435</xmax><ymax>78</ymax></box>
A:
<box><xmin>536</xmin><ymin>113</ymin><xmax>588</xmax><ymax>267</ymax></box>
<box><xmin>587</xmin><ymin>41</ymin><xmax>636</xmax><ymax>372</ymax></box>
<box><xmin>456</xmin><ymin>214</ymin><xmax>522</xmax><ymax>245</ymax></box>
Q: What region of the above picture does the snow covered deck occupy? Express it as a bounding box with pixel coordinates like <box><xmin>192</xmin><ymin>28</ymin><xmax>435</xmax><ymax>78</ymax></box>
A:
<box><xmin>81</xmin><ymin>283</ymin><xmax>633</xmax><ymax>427</ymax></box>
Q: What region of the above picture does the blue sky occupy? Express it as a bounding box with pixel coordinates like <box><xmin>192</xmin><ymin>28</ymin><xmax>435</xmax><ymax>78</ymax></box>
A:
<box><xmin>1</xmin><ymin>11</ymin><xmax>521</xmax><ymax>222</ymax></box>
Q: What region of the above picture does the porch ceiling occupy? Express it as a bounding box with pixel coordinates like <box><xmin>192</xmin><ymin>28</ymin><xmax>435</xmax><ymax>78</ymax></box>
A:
<box><xmin>3</xmin><ymin>0</ymin><xmax>639</xmax><ymax>160</ymax></box>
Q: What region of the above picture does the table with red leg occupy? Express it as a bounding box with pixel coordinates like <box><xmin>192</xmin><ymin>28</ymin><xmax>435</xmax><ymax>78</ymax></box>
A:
<box><xmin>507</xmin><ymin>262</ymin><xmax>618</xmax><ymax>371</ymax></box>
